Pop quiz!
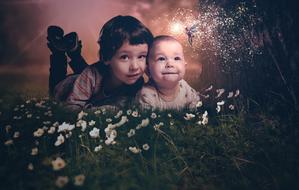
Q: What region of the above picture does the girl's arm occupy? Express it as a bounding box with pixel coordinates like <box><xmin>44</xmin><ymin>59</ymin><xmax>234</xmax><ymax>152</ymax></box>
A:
<box><xmin>65</xmin><ymin>66</ymin><xmax>101</xmax><ymax>110</ymax></box>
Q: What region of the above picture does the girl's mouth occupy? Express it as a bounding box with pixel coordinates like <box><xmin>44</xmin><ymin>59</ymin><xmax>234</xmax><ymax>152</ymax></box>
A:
<box><xmin>127</xmin><ymin>73</ymin><xmax>141</xmax><ymax>78</ymax></box>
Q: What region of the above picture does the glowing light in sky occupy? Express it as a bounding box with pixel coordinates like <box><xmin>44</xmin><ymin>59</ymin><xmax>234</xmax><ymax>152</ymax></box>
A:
<box><xmin>161</xmin><ymin>3</ymin><xmax>263</xmax><ymax>72</ymax></box>
<box><xmin>169</xmin><ymin>22</ymin><xmax>184</xmax><ymax>36</ymax></box>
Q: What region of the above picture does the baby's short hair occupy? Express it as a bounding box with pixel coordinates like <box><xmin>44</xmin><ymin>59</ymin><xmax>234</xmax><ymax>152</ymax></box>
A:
<box><xmin>147</xmin><ymin>35</ymin><xmax>182</xmax><ymax>63</ymax></box>
<box><xmin>149</xmin><ymin>35</ymin><xmax>180</xmax><ymax>49</ymax></box>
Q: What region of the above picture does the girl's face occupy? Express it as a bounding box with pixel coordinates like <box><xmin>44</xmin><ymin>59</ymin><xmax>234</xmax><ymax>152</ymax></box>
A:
<box><xmin>148</xmin><ymin>40</ymin><xmax>186</xmax><ymax>89</ymax></box>
<box><xmin>106</xmin><ymin>41</ymin><xmax>148</xmax><ymax>85</ymax></box>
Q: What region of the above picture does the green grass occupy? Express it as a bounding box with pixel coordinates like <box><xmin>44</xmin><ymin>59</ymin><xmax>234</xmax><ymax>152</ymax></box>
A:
<box><xmin>0</xmin><ymin>91</ymin><xmax>298</xmax><ymax>190</ymax></box>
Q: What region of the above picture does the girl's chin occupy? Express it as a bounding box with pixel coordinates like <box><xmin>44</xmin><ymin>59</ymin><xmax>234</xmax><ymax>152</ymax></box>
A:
<box><xmin>124</xmin><ymin>78</ymin><xmax>140</xmax><ymax>85</ymax></box>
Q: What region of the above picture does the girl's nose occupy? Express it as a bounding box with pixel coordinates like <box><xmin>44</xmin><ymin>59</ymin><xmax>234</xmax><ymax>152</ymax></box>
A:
<box><xmin>129</xmin><ymin>60</ymin><xmax>139</xmax><ymax>71</ymax></box>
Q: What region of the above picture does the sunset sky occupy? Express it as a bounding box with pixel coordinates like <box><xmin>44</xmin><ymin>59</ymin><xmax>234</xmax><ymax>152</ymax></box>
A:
<box><xmin>0</xmin><ymin>0</ymin><xmax>201</xmax><ymax>71</ymax></box>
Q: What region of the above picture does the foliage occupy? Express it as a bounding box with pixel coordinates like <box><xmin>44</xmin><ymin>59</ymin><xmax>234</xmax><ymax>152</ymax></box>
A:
<box><xmin>0</xmin><ymin>92</ymin><xmax>298</xmax><ymax>190</ymax></box>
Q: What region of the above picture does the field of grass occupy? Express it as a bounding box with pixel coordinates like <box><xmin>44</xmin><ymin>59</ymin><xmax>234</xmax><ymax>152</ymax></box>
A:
<box><xmin>0</xmin><ymin>75</ymin><xmax>298</xmax><ymax>190</ymax></box>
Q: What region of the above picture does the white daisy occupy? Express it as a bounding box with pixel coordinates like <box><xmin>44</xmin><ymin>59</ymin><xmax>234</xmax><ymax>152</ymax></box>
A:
<box><xmin>27</xmin><ymin>163</ymin><xmax>34</xmax><ymax>171</ymax></box>
<box><xmin>94</xmin><ymin>145</ymin><xmax>103</xmax><ymax>152</ymax></box>
<box><xmin>150</xmin><ymin>112</ymin><xmax>157</xmax><ymax>119</ymax></box>
<box><xmin>184</xmin><ymin>113</ymin><xmax>195</xmax><ymax>120</ymax></box>
<box><xmin>142</xmin><ymin>144</ymin><xmax>150</xmax><ymax>151</ymax></box>
<box><xmin>114</xmin><ymin>110</ymin><xmax>123</xmax><ymax>119</ymax></box>
<box><xmin>129</xmin><ymin>146</ymin><xmax>141</xmax><ymax>154</ymax></box>
<box><xmin>88</xmin><ymin>120</ymin><xmax>96</xmax><ymax>126</ymax></box>
<box><xmin>136</xmin><ymin>118</ymin><xmax>150</xmax><ymax>130</ymax></box>
<box><xmin>58</xmin><ymin>122</ymin><xmax>75</xmax><ymax>132</ymax></box>
<box><xmin>74</xmin><ymin>174</ymin><xmax>85</xmax><ymax>186</ymax></box>
<box><xmin>54</xmin><ymin>134</ymin><xmax>65</xmax><ymax>146</ymax></box>
<box><xmin>48</xmin><ymin>127</ymin><xmax>56</xmax><ymax>134</ymax></box>
<box><xmin>13</xmin><ymin>131</ymin><xmax>20</xmax><ymax>138</ymax></box>
<box><xmin>89</xmin><ymin>127</ymin><xmax>100</xmax><ymax>138</ymax></box>
<box><xmin>196</xmin><ymin>100</ymin><xmax>203</xmax><ymax>108</ymax></box>
<box><xmin>4</xmin><ymin>139</ymin><xmax>13</xmax><ymax>146</ymax></box>
<box><xmin>126</xmin><ymin>109</ymin><xmax>132</xmax><ymax>115</ymax></box>
<box><xmin>127</xmin><ymin>129</ymin><xmax>136</xmax><ymax>138</ymax></box>
<box><xmin>33</xmin><ymin>128</ymin><xmax>44</xmax><ymax>137</ymax></box>
<box><xmin>131</xmin><ymin>111</ymin><xmax>139</xmax><ymax>117</ymax></box>
<box><xmin>77</xmin><ymin>111</ymin><xmax>88</xmax><ymax>120</ymax></box>
<box><xmin>217</xmin><ymin>100</ymin><xmax>225</xmax><ymax>106</ymax></box>
<box><xmin>52</xmin><ymin>157</ymin><xmax>66</xmax><ymax>171</ymax></box>
<box><xmin>229</xmin><ymin>104</ymin><xmax>235</xmax><ymax>110</ymax></box>
<box><xmin>216</xmin><ymin>105</ymin><xmax>221</xmax><ymax>113</ymax></box>
<box><xmin>235</xmin><ymin>89</ymin><xmax>240</xmax><ymax>97</ymax></box>
<box><xmin>216</xmin><ymin>88</ymin><xmax>225</xmax><ymax>98</ymax></box>
<box><xmin>227</xmin><ymin>92</ymin><xmax>234</xmax><ymax>98</ymax></box>
<box><xmin>205</xmin><ymin>85</ymin><xmax>213</xmax><ymax>92</ymax></box>
<box><xmin>55</xmin><ymin>176</ymin><xmax>69</xmax><ymax>188</ymax></box>
<box><xmin>31</xmin><ymin>147</ymin><xmax>38</xmax><ymax>156</ymax></box>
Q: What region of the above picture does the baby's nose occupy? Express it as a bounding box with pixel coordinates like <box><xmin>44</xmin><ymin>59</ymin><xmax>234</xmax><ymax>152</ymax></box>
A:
<box><xmin>165</xmin><ymin>60</ymin><xmax>174</xmax><ymax>68</ymax></box>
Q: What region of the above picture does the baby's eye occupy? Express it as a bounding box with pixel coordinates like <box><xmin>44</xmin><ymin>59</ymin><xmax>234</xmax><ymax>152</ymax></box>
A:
<box><xmin>120</xmin><ymin>55</ymin><xmax>129</xmax><ymax>60</ymax></box>
<box><xmin>174</xmin><ymin>56</ymin><xmax>182</xmax><ymax>61</ymax></box>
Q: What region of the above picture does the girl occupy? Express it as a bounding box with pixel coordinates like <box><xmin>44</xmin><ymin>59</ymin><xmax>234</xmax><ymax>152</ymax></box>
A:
<box><xmin>47</xmin><ymin>15</ymin><xmax>154</xmax><ymax>110</ymax></box>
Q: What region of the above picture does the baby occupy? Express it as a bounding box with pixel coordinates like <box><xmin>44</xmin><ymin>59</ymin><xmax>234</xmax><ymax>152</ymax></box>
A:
<box><xmin>136</xmin><ymin>35</ymin><xmax>200</xmax><ymax>110</ymax></box>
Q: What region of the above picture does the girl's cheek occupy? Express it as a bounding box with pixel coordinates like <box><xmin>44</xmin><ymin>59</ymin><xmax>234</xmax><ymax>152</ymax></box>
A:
<box><xmin>139</xmin><ymin>60</ymin><xmax>146</xmax><ymax>69</ymax></box>
<box><xmin>139</xmin><ymin>59</ymin><xmax>146</xmax><ymax>65</ymax></box>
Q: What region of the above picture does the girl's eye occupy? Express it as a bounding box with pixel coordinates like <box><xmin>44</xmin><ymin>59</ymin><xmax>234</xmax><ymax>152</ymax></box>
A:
<box><xmin>138</xmin><ymin>55</ymin><xmax>147</xmax><ymax>59</ymax></box>
<box><xmin>174</xmin><ymin>56</ymin><xmax>182</xmax><ymax>61</ymax></box>
<box><xmin>157</xmin><ymin>56</ymin><xmax>166</xmax><ymax>62</ymax></box>
<box><xmin>120</xmin><ymin>55</ymin><xmax>129</xmax><ymax>60</ymax></box>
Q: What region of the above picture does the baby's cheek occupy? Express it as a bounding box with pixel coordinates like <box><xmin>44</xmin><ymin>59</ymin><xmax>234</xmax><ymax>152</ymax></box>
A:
<box><xmin>181</xmin><ymin>66</ymin><xmax>186</xmax><ymax>76</ymax></box>
<box><xmin>151</xmin><ymin>73</ymin><xmax>160</xmax><ymax>81</ymax></box>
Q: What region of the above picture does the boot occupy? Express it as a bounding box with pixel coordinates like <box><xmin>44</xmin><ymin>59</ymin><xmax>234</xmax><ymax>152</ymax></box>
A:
<box><xmin>65</xmin><ymin>32</ymin><xmax>88</xmax><ymax>74</ymax></box>
<box><xmin>47</xmin><ymin>25</ymin><xmax>67</xmax><ymax>96</ymax></box>
<box><xmin>47</xmin><ymin>25</ymin><xmax>67</xmax><ymax>53</ymax></box>
<box><xmin>64</xmin><ymin>32</ymin><xmax>79</xmax><ymax>52</ymax></box>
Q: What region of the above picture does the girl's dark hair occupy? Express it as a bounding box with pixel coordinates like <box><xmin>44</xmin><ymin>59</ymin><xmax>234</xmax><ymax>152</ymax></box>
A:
<box><xmin>98</xmin><ymin>15</ymin><xmax>154</xmax><ymax>62</ymax></box>
<box><xmin>94</xmin><ymin>15</ymin><xmax>153</xmax><ymax>97</ymax></box>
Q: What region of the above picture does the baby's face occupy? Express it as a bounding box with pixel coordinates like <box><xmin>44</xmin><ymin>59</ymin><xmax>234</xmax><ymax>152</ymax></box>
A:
<box><xmin>148</xmin><ymin>40</ymin><xmax>186</xmax><ymax>88</ymax></box>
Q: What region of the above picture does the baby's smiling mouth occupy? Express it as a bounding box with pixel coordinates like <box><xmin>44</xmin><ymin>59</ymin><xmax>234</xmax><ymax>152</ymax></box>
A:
<box><xmin>162</xmin><ymin>72</ymin><xmax>178</xmax><ymax>75</ymax></box>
